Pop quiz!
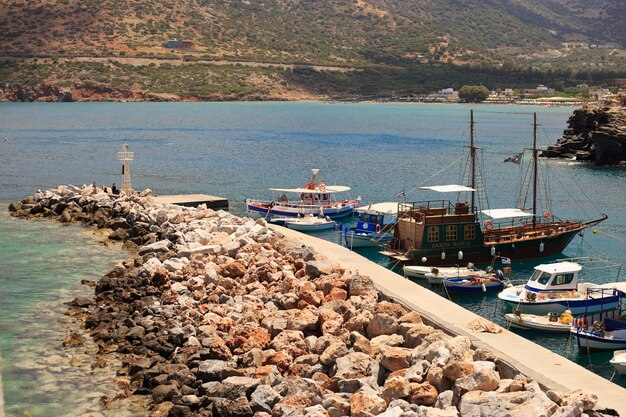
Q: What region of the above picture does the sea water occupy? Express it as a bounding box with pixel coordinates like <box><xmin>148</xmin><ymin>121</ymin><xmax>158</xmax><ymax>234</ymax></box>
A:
<box><xmin>0</xmin><ymin>102</ymin><xmax>625</xmax><ymax>414</ymax></box>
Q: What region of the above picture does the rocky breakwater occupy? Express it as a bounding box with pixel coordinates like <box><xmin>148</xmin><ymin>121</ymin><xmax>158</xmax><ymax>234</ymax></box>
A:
<box><xmin>542</xmin><ymin>105</ymin><xmax>626</xmax><ymax>165</ymax></box>
<box><xmin>10</xmin><ymin>184</ymin><xmax>605</xmax><ymax>417</ymax></box>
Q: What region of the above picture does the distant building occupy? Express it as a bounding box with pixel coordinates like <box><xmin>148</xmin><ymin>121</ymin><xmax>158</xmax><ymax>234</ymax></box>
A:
<box><xmin>165</xmin><ymin>39</ymin><xmax>194</xmax><ymax>50</ymax></box>
<box><xmin>524</xmin><ymin>85</ymin><xmax>555</xmax><ymax>95</ymax></box>
<box><xmin>589</xmin><ymin>88</ymin><xmax>610</xmax><ymax>101</ymax></box>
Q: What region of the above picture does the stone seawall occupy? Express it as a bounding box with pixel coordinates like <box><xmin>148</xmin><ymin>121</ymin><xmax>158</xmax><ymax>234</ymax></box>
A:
<box><xmin>9</xmin><ymin>184</ymin><xmax>611</xmax><ymax>417</ymax></box>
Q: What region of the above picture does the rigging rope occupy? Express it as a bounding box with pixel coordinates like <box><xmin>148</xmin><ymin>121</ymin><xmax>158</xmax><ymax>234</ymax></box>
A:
<box><xmin>538</xmin><ymin>124</ymin><xmax>602</xmax><ymax>219</ymax></box>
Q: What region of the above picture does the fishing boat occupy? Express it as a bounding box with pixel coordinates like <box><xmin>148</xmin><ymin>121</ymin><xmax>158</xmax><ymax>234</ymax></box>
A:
<box><xmin>403</xmin><ymin>263</ymin><xmax>498</xmax><ymax>285</ymax></box>
<box><xmin>443</xmin><ymin>276</ymin><xmax>506</xmax><ymax>294</ymax></box>
<box><xmin>610</xmin><ymin>350</ymin><xmax>626</xmax><ymax>375</ymax></box>
<box><xmin>246</xmin><ymin>168</ymin><xmax>359</xmax><ymax>220</ymax></box>
<box><xmin>571</xmin><ymin>318</ymin><xmax>626</xmax><ymax>352</ymax></box>
<box><xmin>342</xmin><ymin>202</ymin><xmax>397</xmax><ymax>248</ymax></box>
<box><xmin>497</xmin><ymin>258</ymin><xmax>625</xmax><ymax>316</ymax></box>
<box><xmin>380</xmin><ymin>111</ymin><xmax>607</xmax><ymax>267</ymax></box>
<box><xmin>284</xmin><ymin>215</ymin><xmax>336</xmax><ymax>232</ymax></box>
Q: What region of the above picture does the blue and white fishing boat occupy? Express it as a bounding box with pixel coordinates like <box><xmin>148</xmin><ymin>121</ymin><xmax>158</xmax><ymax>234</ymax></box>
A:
<box><xmin>571</xmin><ymin>318</ymin><xmax>626</xmax><ymax>352</ymax></box>
<box><xmin>246</xmin><ymin>168</ymin><xmax>359</xmax><ymax>220</ymax></box>
<box><xmin>497</xmin><ymin>258</ymin><xmax>625</xmax><ymax>316</ymax></box>
<box><xmin>342</xmin><ymin>202</ymin><xmax>397</xmax><ymax>248</ymax></box>
<box><xmin>443</xmin><ymin>276</ymin><xmax>506</xmax><ymax>294</ymax></box>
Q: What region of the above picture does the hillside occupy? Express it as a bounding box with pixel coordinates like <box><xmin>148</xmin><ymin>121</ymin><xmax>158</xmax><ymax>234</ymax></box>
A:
<box><xmin>1</xmin><ymin>0</ymin><xmax>625</xmax><ymax>101</ymax></box>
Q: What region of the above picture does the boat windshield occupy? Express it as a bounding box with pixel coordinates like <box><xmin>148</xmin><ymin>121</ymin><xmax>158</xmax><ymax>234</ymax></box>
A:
<box><xmin>530</xmin><ymin>270</ymin><xmax>551</xmax><ymax>285</ymax></box>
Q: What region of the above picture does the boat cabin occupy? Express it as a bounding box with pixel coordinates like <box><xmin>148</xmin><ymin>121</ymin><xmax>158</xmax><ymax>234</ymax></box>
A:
<box><xmin>525</xmin><ymin>262</ymin><xmax>582</xmax><ymax>292</ymax></box>
<box><xmin>300</xmin><ymin>192</ymin><xmax>331</xmax><ymax>206</ymax></box>
<box><xmin>392</xmin><ymin>199</ymin><xmax>484</xmax><ymax>255</ymax></box>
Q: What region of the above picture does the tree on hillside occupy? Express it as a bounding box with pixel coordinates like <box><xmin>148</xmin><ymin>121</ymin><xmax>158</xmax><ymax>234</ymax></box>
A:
<box><xmin>459</xmin><ymin>85</ymin><xmax>490</xmax><ymax>102</ymax></box>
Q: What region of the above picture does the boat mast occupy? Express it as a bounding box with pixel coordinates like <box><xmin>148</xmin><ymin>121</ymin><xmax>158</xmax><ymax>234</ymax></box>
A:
<box><xmin>470</xmin><ymin>110</ymin><xmax>476</xmax><ymax>213</ymax></box>
<box><xmin>532</xmin><ymin>112</ymin><xmax>538</xmax><ymax>228</ymax></box>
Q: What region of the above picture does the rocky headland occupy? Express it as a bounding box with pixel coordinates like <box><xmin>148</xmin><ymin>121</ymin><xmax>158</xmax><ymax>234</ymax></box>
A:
<box><xmin>9</xmin><ymin>185</ymin><xmax>606</xmax><ymax>417</ymax></box>
<box><xmin>542</xmin><ymin>105</ymin><xmax>626</xmax><ymax>166</ymax></box>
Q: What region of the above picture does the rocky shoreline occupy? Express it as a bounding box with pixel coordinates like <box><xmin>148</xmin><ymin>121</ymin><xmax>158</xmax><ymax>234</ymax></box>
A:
<box><xmin>9</xmin><ymin>185</ymin><xmax>608</xmax><ymax>417</ymax></box>
<box><xmin>0</xmin><ymin>82</ymin><xmax>290</xmax><ymax>102</ymax></box>
<box><xmin>542</xmin><ymin>105</ymin><xmax>626</xmax><ymax>166</ymax></box>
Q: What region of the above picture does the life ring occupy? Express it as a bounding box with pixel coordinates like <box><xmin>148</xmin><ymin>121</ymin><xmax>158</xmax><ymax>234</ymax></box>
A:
<box><xmin>319</xmin><ymin>184</ymin><xmax>326</xmax><ymax>192</ymax></box>
<box><xmin>375</xmin><ymin>224</ymin><xmax>381</xmax><ymax>233</ymax></box>
<box><xmin>576</xmin><ymin>317</ymin><xmax>588</xmax><ymax>329</ymax></box>
<box><xmin>484</xmin><ymin>220</ymin><xmax>494</xmax><ymax>231</ymax></box>
<box><xmin>544</xmin><ymin>212</ymin><xmax>552</xmax><ymax>219</ymax></box>
<box><xmin>305</xmin><ymin>182</ymin><xmax>315</xmax><ymax>190</ymax></box>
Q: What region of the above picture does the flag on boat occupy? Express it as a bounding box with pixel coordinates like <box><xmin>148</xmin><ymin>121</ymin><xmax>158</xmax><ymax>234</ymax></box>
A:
<box><xmin>504</xmin><ymin>152</ymin><xmax>523</xmax><ymax>164</ymax></box>
<box><xmin>395</xmin><ymin>189</ymin><xmax>406</xmax><ymax>198</ymax></box>
<box><xmin>501</xmin><ymin>257</ymin><xmax>511</xmax><ymax>265</ymax></box>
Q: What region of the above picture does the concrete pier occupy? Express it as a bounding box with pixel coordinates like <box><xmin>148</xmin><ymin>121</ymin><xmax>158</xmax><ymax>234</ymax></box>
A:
<box><xmin>272</xmin><ymin>225</ymin><xmax>626</xmax><ymax>415</ymax></box>
<box><xmin>153</xmin><ymin>194</ymin><xmax>229</xmax><ymax>210</ymax></box>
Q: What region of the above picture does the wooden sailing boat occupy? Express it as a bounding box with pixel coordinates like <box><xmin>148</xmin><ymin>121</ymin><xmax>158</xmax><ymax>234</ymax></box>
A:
<box><xmin>381</xmin><ymin>111</ymin><xmax>607</xmax><ymax>266</ymax></box>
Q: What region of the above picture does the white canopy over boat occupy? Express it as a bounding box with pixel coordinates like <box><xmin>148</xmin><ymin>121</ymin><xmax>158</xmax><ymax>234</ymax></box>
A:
<box><xmin>356</xmin><ymin>202</ymin><xmax>398</xmax><ymax>215</ymax></box>
<box><xmin>418</xmin><ymin>185</ymin><xmax>476</xmax><ymax>193</ymax></box>
<box><xmin>269</xmin><ymin>185</ymin><xmax>351</xmax><ymax>194</ymax></box>
<box><xmin>481</xmin><ymin>208</ymin><xmax>534</xmax><ymax>219</ymax></box>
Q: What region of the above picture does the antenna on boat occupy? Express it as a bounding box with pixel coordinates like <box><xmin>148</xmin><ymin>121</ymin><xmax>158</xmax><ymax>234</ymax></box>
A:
<box><xmin>532</xmin><ymin>112</ymin><xmax>538</xmax><ymax>228</ymax></box>
<box><xmin>470</xmin><ymin>109</ymin><xmax>476</xmax><ymax>213</ymax></box>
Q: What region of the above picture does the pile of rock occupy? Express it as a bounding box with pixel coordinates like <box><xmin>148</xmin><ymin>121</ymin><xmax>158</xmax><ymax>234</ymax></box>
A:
<box><xmin>542</xmin><ymin>105</ymin><xmax>626</xmax><ymax>165</ymax></box>
<box><xmin>10</xmin><ymin>185</ymin><xmax>601</xmax><ymax>417</ymax></box>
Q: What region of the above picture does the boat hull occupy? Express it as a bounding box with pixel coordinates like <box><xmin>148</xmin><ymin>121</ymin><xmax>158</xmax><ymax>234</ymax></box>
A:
<box><xmin>610</xmin><ymin>351</ymin><xmax>626</xmax><ymax>375</ymax></box>
<box><xmin>246</xmin><ymin>199</ymin><xmax>356</xmax><ymax>219</ymax></box>
<box><xmin>285</xmin><ymin>221</ymin><xmax>336</xmax><ymax>232</ymax></box>
<box><xmin>344</xmin><ymin>232</ymin><xmax>391</xmax><ymax>248</ymax></box>
<box><xmin>572</xmin><ymin>330</ymin><xmax>626</xmax><ymax>352</ymax></box>
<box><xmin>498</xmin><ymin>289</ymin><xmax>621</xmax><ymax>316</ymax></box>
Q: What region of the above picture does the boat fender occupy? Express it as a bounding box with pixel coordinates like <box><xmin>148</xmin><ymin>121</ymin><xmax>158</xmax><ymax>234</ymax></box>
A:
<box><xmin>375</xmin><ymin>224</ymin><xmax>381</xmax><ymax>233</ymax></box>
<box><xmin>484</xmin><ymin>220</ymin><xmax>494</xmax><ymax>230</ymax></box>
<box><xmin>481</xmin><ymin>283</ymin><xmax>487</xmax><ymax>292</ymax></box>
<box><xmin>526</xmin><ymin>292</ymin><xmax>537</xmax><ymax>302</ymax></box>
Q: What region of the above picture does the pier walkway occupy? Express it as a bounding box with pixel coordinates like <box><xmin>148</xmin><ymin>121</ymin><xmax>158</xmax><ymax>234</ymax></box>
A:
<box><xmin>153</xmin><ymin>194</ymin><xmax>228</xmax><ymax>210</ymax></box>
<box><xmin>272</xmin><ymin>225</ymin><xmax>626</xmax><ymax>415</ymax></box>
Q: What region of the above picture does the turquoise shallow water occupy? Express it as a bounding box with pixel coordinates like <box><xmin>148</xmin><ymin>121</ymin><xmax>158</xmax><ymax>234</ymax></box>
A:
<box><xmin>0</xmin><ymin>102</ymin><xmax>625</xmax><ymax>412</ymax></box>
<box><xmin>0</xmin><ymin>208</ymin><xmax>128</xmax><ymax>416</ymax></box>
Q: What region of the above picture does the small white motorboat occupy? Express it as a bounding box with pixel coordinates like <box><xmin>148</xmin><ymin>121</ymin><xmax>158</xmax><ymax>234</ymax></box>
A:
<box><xmin>505</xmin><ymin>311</ymin><xmax>573</xmax><ymax>333</ymax></box>
<box><xmin>284</xmin><ymin>215</ymin><xmax>336</xmax><ymax>232</ymax></box>
<box><xmin>404</xmin><ymin>264</ymin><xmax>497</xmax><ymax>285</ymax></box>
<box><xmin>610</xmin><ymin>350</ymin><xmax>626</xmax><ymax>375</ymax></box>
<box><xmin>497</xmin><ymin>259</ymin><xmax>625</xmax><ymax>316</ymax></box>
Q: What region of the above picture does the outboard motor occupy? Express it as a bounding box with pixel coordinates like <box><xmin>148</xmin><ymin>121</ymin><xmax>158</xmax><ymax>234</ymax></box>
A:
<box><xmin>548</xmin><ymin>312</ymin><xmax>559</xmax><ymax>322</ymax></box>
<box><xmin>495</xmin><ymin>269</ymin><xmax>505</xmax><ymax>280</ymax></box>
